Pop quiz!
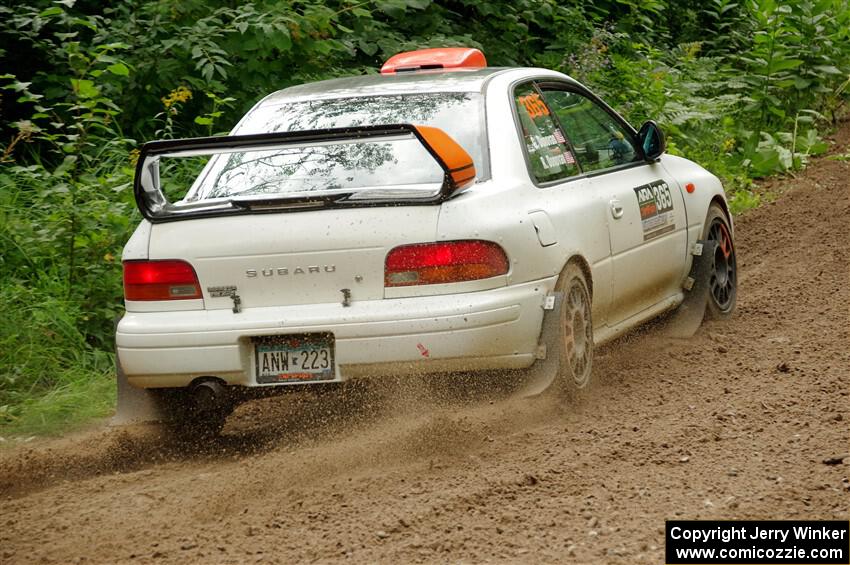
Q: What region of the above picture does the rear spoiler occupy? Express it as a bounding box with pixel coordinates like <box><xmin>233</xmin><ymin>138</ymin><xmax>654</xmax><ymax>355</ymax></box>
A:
<box><xmin>133</xmin><ymin>124</ymin><xmax>476</xmax><ymax>223</ymax></box>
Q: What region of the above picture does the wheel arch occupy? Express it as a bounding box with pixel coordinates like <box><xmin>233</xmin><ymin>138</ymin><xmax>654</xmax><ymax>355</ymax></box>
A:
<box><xmin>709</xmin><ymin>194</ymin><xmax>732</xmax><ymax>227</ymax></box>
<box><xmin>560</xmin><ymin>254</ymin><xmax>593</xmax><ymax>299</ymax></box>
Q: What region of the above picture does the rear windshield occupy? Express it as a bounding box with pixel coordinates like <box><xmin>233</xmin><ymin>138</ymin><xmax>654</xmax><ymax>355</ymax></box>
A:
<box><xmin>180</xmin><ymin>133</ymin><xmax>446</xmax><ymax>202</ymax></box>
<box><xmin>179</xmin><ymin>93</ymin><xmax>487</xmax><ymax>203</ymax></box>
<box><xmin>249</xmin><ymin>93</ymin><xmax>483</xmax><ymax>166</ymax></box>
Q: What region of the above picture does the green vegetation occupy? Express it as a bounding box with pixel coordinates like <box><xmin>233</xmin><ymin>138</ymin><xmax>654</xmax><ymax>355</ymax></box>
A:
<box><xmin>1</xmin><ymin>0</ymin><xmax>849</xmax><ymax>436</ymax></box>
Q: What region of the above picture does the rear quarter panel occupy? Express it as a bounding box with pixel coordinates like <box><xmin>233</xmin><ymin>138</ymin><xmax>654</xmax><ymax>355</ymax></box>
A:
<box><xmin>437</xmin><ymin>69</ymin><xmax>615</xmax><ymax>324</ymax></box>
<box><xmin>122</xmin><ymin>219</ymin><xmax>152</xmax><ymax>261</ymax></box>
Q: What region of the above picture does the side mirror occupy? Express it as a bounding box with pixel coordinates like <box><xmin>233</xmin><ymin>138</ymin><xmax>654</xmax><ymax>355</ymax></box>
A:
<box><xmin>638</xmin><ymin>120</ymin><xmax>666</xmax><ymax>161</ymax></box>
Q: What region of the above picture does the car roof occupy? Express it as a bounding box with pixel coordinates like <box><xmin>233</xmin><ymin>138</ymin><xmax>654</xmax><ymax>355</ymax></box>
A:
<box><xmin>257</xmin><ymin>67</ymin><xmax>570</xmax><ymax>106</ymax></box>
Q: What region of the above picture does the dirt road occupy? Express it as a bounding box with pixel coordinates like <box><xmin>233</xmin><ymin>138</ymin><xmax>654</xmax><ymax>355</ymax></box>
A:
<box><xmin>1</xmin><ymin>127</ymin><xmax>848</xmax><ymax>564</ymax></box>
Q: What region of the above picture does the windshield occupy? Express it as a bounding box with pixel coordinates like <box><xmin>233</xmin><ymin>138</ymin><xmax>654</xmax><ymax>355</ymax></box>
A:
<box><xmin>177</xmin><ymin>92</ymin><xmax>486</xmax><ymax>204</ymax></box>
<box><xmin>249</xmin><ymin>93</ymin><xmax>482</xmax><ymax>163</ymax></box>
<box><xmin>180</xmin><ymin>133</ymin><xmax>445</xmax><ymax>202</ymax></box>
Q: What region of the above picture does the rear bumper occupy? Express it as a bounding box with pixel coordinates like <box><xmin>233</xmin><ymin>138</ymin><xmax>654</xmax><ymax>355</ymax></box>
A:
<box><xmin>116</xmin><ymin>277</ymin><xmax>556</xmax><ymax>388</ymax></box>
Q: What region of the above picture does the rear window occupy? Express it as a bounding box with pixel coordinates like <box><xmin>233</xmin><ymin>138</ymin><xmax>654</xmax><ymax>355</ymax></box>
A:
<box><xmin>180</xmin><ymin>133</ymin><xmax>446</xmax><ymax>202</ymax></box>
<box><xmin>231</xmin><ymin>93</ymin><xmax>488</xmax><ymax>178</ymax></box>
<box><xmin>169</xmin><ymin>93</ymin><xmax>486</xmax><ymax>206</ymax></box>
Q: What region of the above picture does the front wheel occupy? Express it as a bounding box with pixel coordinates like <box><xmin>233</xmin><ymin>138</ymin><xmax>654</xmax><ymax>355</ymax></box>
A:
<box><xmin>556</xmin><ymin>263</ymin><xmax>594</xmax><ymax>395</ymax></box>
<box><xmin>703</xmin><ymin>204</ymin><xmax>737</xmax><ymax>319</ymax></box>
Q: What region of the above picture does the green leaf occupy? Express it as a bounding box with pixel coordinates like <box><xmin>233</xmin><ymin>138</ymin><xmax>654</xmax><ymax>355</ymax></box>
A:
<box><xmin>99</xmin><ymin>42</ymin><xmax>130</xmax><ymax>51</ymax></box>
<box><xmin>70</xmin><ymin>79</ymin><xmax>98</xmax><ymax>99</ymax></box>
<box><xmin>767</xmin><ymin>58</ymin><xmax>804</xmax><ymax>73</ymax></box>
<box><xmin>376</xmin><ymin>0</ymin><xmax>407</xmax><ymax>17</ymax></box>
<box><xmin>814</xmin><ymin>65</ymin><xmax>842</xmax><ymax>75</ymax></box>
<box><xmin>39</xmin><ymin>7</ymin><xmax>64</xmax><ymax>17</ymax></box>
<box><xmin>106</xmin><ymin>63</ymin><xmax>130</xmax><ymax>77</ymax></box>
<box><xmin>793</xmin><ymin>76</ymin><xmax>811</xmax><ymax>89</ymax></box>
<box><xmin>272</xmin><ymin>30</ymin><xmax>292</xmax><ymax>52</ymax></box>
<box><xmin>358</xmin><ymin>40</ymin><xmax>379</xmax><ymax>56</ymax></box>
<box><xmin>799</xmin><ymin>129</ymin><xmax>829</xmax><ymax>156</ymax></box>
<box><xmin>53</xmin><ymin>156</ymin><xmax>78</xmax><ymax>177</ymax></box>
<box><xmin>748</xmin><ymin>149</ymin><xmax>780</xmax><ymax>176</ymax></box>
<box><xmin>194</xmin><ymin>116</ymin><xmax>213</xmax><ymax>125</ymax></box>
<box><xmin>71</xmin><ymin>17</ymin><xmax>97</xmax><ymax>31</ymax></box>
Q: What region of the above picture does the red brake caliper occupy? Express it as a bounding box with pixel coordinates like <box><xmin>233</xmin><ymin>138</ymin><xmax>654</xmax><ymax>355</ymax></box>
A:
<box><xmin>718</xmin><ymin>224</ymin><xmax>732</xmax><ymax>259</ymax></box>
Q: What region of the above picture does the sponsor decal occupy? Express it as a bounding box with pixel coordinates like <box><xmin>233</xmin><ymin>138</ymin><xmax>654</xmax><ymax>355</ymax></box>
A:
<box><xmin>526</xmin><ymin>129</ymin><xmax>576</xmax><ymax>171</ymax></box>
<box><xmin>527</xmin><ymin>132</ymin><xmax>564</xmax><ymax>151</ymax></box>
<box><xmin>541</xmin><ymin>150</ymin><xmax>572</xmax><ymax>170</ymax></box>
<box><xmin>518</xmin><ymin>92</ymin><xmax>550</xmax><ymax>119</ymax></box>
<box><xmin>633</xmin><ymin>180</ymin><xmax>676</xmax><ymax>240</ymax></box>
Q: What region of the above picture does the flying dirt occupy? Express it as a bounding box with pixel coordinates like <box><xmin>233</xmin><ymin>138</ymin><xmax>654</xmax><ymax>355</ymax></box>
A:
<box><xmin>1</xmin><ymin>125</ymin><xmax>848</xmax><ymax>564</ymax></box>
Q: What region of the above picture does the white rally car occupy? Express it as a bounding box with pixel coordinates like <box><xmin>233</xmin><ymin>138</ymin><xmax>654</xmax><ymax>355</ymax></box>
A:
<box><xmin>116</xmin><ymin>48</ymin><xmax>736</xmax><ymax>432</ymax></box>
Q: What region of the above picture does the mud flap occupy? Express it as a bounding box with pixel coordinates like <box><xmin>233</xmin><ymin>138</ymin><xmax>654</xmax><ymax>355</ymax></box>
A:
<box><xmin>111</xmin><ymin>316</ymin><xmax>167</xmax><ymax>426</ymax></box>
<box><xmin>515</xmin><ymin>292</ymin><xmax>565</xmax><ymax>398</ymax></box>
<box><xmin>112</xmin><ymin>355</ymin><xmax>169</xmax><ymax>425</ymax></box>
<box><xmin>660</xmin><ymin>240</ymin><xmax>718</xmax><ymax>338</ymax></box>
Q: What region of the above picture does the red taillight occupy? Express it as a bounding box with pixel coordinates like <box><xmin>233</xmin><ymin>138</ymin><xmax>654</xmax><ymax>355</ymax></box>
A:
<box><xmin>123</xmin><ymin>260</ymin><xmax>202</xmax><ymax>301</ymax></box>
<box><xmin>385</xmin><ymin>240</ymin><xmax>509</xmax><ymax>287</ymax></box>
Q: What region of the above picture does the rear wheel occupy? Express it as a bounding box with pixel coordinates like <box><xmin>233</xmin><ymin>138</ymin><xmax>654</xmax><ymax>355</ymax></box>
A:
<box><xmin>152</xmin><ymin>384</ymin><xmax>234</xmax><ymax>442</ymax></box>
<box><xmin>556</xmin><ymin>263</ymin><xmax>594</xmax><ymax>395</ymax></box>
<box><xmin>703</xmin><ymin>204</ymin><xmax>737</xmax><ymax>319</ymax></box>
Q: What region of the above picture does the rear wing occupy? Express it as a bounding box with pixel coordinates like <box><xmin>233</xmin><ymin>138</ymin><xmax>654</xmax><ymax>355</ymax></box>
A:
<box><xmin>133</xmin><ymin>124</ymin><xmax>476</xmax><ymax>223</ymax></box>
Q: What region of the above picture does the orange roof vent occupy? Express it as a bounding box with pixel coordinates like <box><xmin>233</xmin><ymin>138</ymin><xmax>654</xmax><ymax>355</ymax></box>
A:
<box><xmin>380</xmin><ymin>47</ymin><xmax>487</xmax><ymax>74</ymax></box>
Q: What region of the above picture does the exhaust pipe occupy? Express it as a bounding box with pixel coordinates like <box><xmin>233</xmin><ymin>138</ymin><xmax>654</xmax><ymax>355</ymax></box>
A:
<box><xmin>189</xmin><ymin>379</ymin><xmax>228</xmax><ymax>415</ymax></box>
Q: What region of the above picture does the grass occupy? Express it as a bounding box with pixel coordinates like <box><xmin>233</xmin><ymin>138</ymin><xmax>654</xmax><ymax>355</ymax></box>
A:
<box><xmin>728</xmin><ymin>189</ymin><xmax>762</xmax><ymax>215</ymax></box>
<box><xmin>0</xmin><ymin>369</ymin><xmax>115</xmax><ymax>439</ymax></box>
<box><xmin>0</xmin><ymin>285</ymin><xmax>118</xmax><ymax>438</ymax></box>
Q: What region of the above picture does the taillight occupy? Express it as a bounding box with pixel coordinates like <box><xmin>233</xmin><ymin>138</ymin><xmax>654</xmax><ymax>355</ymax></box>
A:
<box><xmin>385</xmin><ymin>240</ymin><xmax>509</xmax><ymax>287</ymax></box>
<box><xmin>123</xmin><ymin>260</ymin><xmax>202</xmax><ymax>301</ymax></box>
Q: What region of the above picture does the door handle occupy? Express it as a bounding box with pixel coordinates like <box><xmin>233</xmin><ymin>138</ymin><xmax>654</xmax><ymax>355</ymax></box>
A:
<box><xmin>610</xmin><ymin>198</ymin><xmax>624</xmax><ymax>219</ymax></box>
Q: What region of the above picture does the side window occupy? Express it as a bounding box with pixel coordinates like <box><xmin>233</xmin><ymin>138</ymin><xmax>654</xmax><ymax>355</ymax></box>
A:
<box><xmin>541</xmin><ymin>89</ymin><xmax>639</xmax><ymax>173</ymax></box>
<box><xmin>513</xmin><ymin>83</ymin><xmax>580</xmax><ymax>183</ymax></box>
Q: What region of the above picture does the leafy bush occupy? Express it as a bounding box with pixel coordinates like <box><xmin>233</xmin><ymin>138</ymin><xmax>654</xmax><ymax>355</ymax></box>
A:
<box><xmin>0</xmin><ymin>0</ymin><xmax>848</xmax><ymax>435</ymax></box>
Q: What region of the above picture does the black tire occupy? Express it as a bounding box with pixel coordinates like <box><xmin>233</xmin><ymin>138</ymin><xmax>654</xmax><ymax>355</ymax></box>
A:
<box><xmin>555</xmin><ymin>263</ymin><xmax>594</xmax><ymax>396</ymax></box>
<box><xmin>151</xmin><ymin>388</ymin><xmax>231</xmax><ymax>442</ymax></box>
<box><xmin>703</xmin><ymin>203</ymin><xmax>737</xmax><ymax>319</ymax></box>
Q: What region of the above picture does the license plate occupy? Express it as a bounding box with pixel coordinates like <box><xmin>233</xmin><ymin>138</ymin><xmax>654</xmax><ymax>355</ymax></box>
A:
<box><xmin>253</xmin><ymin>333</ymin><xmax>334</xmax><ymax>384</ymax></box>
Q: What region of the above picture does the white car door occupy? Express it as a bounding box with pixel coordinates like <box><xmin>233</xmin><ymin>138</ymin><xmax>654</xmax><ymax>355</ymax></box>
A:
<box><xmin>593</xmin><ymin>162</ymin><xmax>687</xmax><ymax>325</ymax></box>
<box><xmin>539</xmin><ymin>85</ymin><xmax>688</xmax><ymax>326</ymax></box>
